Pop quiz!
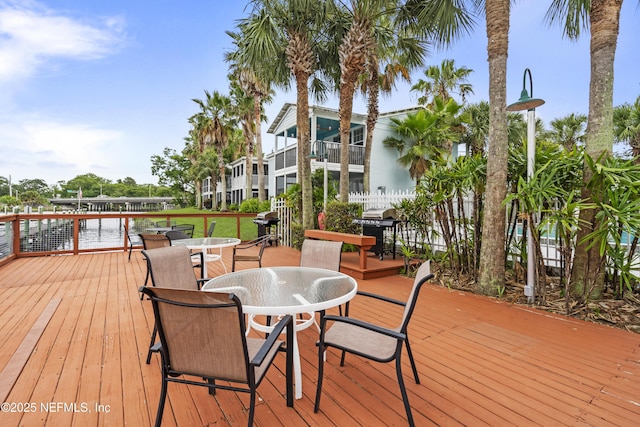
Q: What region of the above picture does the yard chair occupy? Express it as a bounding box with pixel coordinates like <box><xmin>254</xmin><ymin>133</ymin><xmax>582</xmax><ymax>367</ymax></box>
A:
<box><xmin>299</xmin><ymin>239</ymin><xmax>343</xmax><ymax>271</ymax></box>
<box><xmin>207</xmin><ymin>221</ymin><xmax>217</xmax><ymax>237</ymax></box>
<box><xmin>141</xmin><ymin>245</ymin><xmax>206</xmax><ymax>364</ymax></box>
<box><xmin>231</xmin><ymin>235</ymin><xmax>271</xmax><ymax>272</ymax></box>
<box><xmin>139</xmin><ymin>233</ymin><xmax>171</xmax><ymax>286</ymax></box>
<box><xmin>155</xmin><ymin>219</ymin><xmax>176</xmax><ymax>227</ymax></box>
<box><xmin>127</xmin><ymin>218</ymin><xmax>156</xmax><ymax>261</ymax></box>
<box><xmin>172</xmin><ymin>223</ymin><xmax>194</xmax><ymax>237</ymax></box>
<box><xmin>165</xmin><ymin>230</ymin><xmax>190</xmax><ymax>242</ymax></box>
<box><xmin>314</xmin><ymin>261</ymin><xmax>434</xmax><ymax>427</ymax></box>
<box><xmin>166</xmin><ymin>229</ymin><xmax>204</xmax><ymax>272</ymax></box>
<box><xmin>139</xmin><ymin>287</ymin><xmax>294</xmax><ymax>427</ymax></box>
<box><xmin>299</xmin><ymin>239</ymin><xmax>344</xmax><ymax>319</ymax></box>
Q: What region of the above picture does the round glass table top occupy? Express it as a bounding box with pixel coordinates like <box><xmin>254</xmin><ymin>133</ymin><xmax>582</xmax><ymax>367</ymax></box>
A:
<box><xmin>201</xmin><ymin>266</ymin><xmax>357</xmax><ymax>315</ymax></box>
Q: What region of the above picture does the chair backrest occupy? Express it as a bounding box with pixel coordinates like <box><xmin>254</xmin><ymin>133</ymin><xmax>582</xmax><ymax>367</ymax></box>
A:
<box><xmin>156</xmin><ymin>219</ymin><xmax>176</xmax><ymax>227</ymax></box>
<box><xmin>138</xmin><ymin>233</ymin><xmax>171</xmax><ymax>250</ymax></box>
<box><xmin>130</xmin><ymin>218</ymin><xmax>156</xmax><ymax>234</ymax></box>
<box><xmin>299</xmin><ymin>239</ymin><xmax>343</xmax><ymax>271</ymax></box>
<box><xmin>165</xmin><ymin>230</ymin><xmax>190</xmax><ymax>242</ymax></box>
<box><xmin>399</xmin><ymin>261</ymin><xmax>434</xmax><ymax>332</ymax></box>
<box><xmin>173</xmin><ymin>224</ymin><xmax>195</xmax><ymax>237</ymax></box>
<box><xmin>142</xmin><ymin>246</ymin><xmax>199</xmax><ymax>290</ymax></box>
<box><xmin>207</xmin><ymin>222</ymin><xmax>217</xmax><ymax>237</ymax></box>
<box><xmin>142</xmin><ymin>287</ymin><xmax>251</xmax><ymax>381</ymax></box>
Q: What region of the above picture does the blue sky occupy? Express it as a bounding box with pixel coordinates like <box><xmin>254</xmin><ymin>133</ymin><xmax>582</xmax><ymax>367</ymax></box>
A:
<box><xmin>0</xmin><ymin>0</ymin><xmax>638</xmax><ymax>187</ymax></box>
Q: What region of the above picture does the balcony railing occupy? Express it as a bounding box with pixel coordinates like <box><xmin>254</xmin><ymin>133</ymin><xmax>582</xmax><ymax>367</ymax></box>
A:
<box><xmin>274</xmin><ymin>140</ymin><xmax>365</xmax><ymax>171</ymax></box>
<box><xmin>0</xmin><ymin>212</ymin><xmax>258</xmax><ymax>265</ymax></box>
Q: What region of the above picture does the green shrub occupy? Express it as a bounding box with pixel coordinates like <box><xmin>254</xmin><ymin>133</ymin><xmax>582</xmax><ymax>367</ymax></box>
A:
<box><xmin>239</xmin><ymin>198</ymin><xmax>261</xmax><ymax>213</ymax></box>
<box><xmin>290</xmin><ymin>222</ymin><xmax>305</xmax><ymax>250</ymax></box>
<box><xmin>324</xmin><ymin>201</ymin><xmax>361</xmax><ymax>234</ymax></box>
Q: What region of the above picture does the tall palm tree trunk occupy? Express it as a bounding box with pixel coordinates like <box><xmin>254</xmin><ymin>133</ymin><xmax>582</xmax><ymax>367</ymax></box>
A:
<box><xmin>478</xmin><ymin>0</ymin><xmax>510</xmax><ymax>296</ymax></box>
<box><xmin>255</xmin><ymin>95</ymin><xmax>266</xmax><ymax>202</ymax></box>
<box><xmin>338</xmin><ymin>17</ymin><xmax>369</xmax><ymax>202</ymax></box>
<box><xmin>571</xmin><ymin>0</ymin><xmax>622</xmax><ymax>300</ymax></box>
<box><xmin>363</xmin><ymin>59</ymin><xmax>379</xmax><ymax>194</ymax></box>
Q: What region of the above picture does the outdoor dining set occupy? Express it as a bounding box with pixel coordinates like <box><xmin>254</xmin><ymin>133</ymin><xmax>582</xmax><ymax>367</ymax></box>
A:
<box><xmin>133</xmin><ymin>222</ymin><xmax>434</xmax><ymax>427</ymax></box>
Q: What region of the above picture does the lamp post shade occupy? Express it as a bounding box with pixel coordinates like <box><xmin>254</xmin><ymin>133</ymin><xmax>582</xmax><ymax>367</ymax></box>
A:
<box><xmin>507</xmin><ymin>68</ymin><xmax>545</xmax><ymax>112</ymax></box>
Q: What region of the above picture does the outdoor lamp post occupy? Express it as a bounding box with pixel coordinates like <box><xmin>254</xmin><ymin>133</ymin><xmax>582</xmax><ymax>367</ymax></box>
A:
<box><xmin>506</xmin><ymin>68</ymin><xmax>545</xmax><ymax>303</ymax></box>
<box><xmin>309</xmin><ymin>141</ymin><xmax>328</xmax><ymax>212</ymax></box>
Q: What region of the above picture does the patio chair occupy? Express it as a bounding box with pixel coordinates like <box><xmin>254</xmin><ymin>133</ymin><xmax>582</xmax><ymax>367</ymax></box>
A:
<box><xmin>139</xmin><ymin>233</ymin><xmax>171</xmax><ymax>286</ymax></box>
<box><xmin>155</xmin><ymin>219</ymin><xmax>176</xmax><ymax>228</ymax></box>
<box><xmin>166</xmin><ymin>230</ymin><xmax>204</xmax><ymax>269</ymax></box>
<box><xmin>172</xmin><ymin>223</ymin><xmax>194</xmax><ymax>237</ymax></box>
<box><xmin>139</xmin><ymin>287</ymin><xmax>294</xmax><ymax>427</ymax></box>
<box><xmin>127</xmin><ymin>218</ymin><xmax>156</xmax><ymax>261</ymax></box>
<box><xmin>231</xmin><ymin>235</ymin><xmax>271</xmax><ymax>272</ymax></box>
<box><xmin>299</xmin><ymin>239</ymin><xmax>344</xmax><ymax>318</ymax></box>
<box><xmin>314</xmin><ymin>261</ymin><xmax>434</xmax><ymax>427</ymax></box>
<box><xmin>300</xmin><ymin>239</ymin><xmax>342</xmax><ymax>271</ymax></box>
<box><xmin>207</xmin><ymin>221</ymin><xmax>217</xmax><ymax>237</ymax></box>
<box><xmin>165</xmin><ymin>230</ymin><xmax>190</xmax><ymax>242</ymax></box>
<box><xmin>141</xmin><ymin>245</ymin><xmax>206</xmax><ymax>364</ymax></box>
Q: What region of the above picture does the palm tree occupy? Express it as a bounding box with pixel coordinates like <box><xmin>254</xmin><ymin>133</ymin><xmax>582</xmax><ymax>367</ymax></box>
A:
<box><xmin>614</xmin><ymin>96</ymin><xmax>640</xmax><ymax>161</ymax></box>
<box><xmin>235</xmin><ymin>0</ymin><xmax>330</xmax><ymax>229</ymax></box>
<box><xmin>545</xmin><ymin>0</ymin><xmax>629</xmax><ymax>299</ymax></box>
<box><xmin>229</xmin><ymin>79</ymin><xmax>257</xmax><ymax>202</ymax></box>
<box><xmin>328</xmin><ymin>0</ymin><xmax>431</xmax><ymax>201</ymax></box>
<box><xmin>546</xmin><ymin>113</ymin><xmax>587</xmax><ymax>151</ymax></box>
<box><xmin>383</xmin><ymin>97</ymin><xmax>467</xmax><ymax>184</ymax></box>
<box><xmin>408</xmin><ymin>1</ymin><xmax>511</xmax><ymax>296</ymax></box>
<box><xmin>411</xmin><ymin>58</ymin><xmax>474</xmax><ymax>106</ymax></box>
<box><xmin>461</xmin><ymin>100</ymin><xmax>489</xmax><ymax>156</ymax></box>
<box><xmin>359</xmin><ymin>12</ymin><xmax>425</xmax><ymax>193</ymax></box>
<box><xmin>226</xmin><ymin>31</ymin><xmax>274</xmax><ymax>202</ymax></box>
<box><xmin>192</xmin><ymin>90</ymin><xmax>234</xmax><ymax>211</ymax></box>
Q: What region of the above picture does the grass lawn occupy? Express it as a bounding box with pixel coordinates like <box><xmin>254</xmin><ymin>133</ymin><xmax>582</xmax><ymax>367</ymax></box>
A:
<box><xmin>156</xmin><ymin>208</ymin><xmax>259</xmax><ymax>240</ymax></box>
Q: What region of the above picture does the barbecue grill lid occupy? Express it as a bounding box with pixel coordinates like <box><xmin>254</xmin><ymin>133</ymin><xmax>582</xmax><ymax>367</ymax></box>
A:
<box><xmin>361</xmin><ymin>208</ymin><xmax>396</xmax><ymax>219</ymax></box>
<box><xmin>256</xmin><ymin>211</ymin><xmax>278</xmax><ymax>219</ymax></box>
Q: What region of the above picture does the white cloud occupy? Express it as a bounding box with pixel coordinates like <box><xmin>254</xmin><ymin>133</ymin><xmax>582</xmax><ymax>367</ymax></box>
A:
<box><xmin>0</xmin><ymin>117</ymin><xmax>123</xmax><ymax>183</ymax></box>
<box><xmin>0</xmin><ymin>0</ymin><xmax>126</xmax><ymax>82</ymax></box>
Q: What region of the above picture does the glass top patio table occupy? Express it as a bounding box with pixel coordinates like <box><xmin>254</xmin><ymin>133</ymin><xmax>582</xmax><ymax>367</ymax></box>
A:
<box><xmin>201</xmin><ymin>266</ymin><xmax>357</xmax><ymax>316</ymax></box>
<box><xmin>172</xmin><ymin>237</ymin><xmax>241</xmax><ymax>275</ymax></box>
<box><xmin>202</xmin><ymin>266</ymin><xmax>357</xmax><ymax>400</ymax></box>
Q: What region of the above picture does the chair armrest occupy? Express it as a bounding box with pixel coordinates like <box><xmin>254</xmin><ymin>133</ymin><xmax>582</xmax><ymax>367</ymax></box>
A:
<box><xmin>251</xmin><ymin>315</ymin><xmax>293</xmax><ymax>366</ymax></box>
<box><xmin>355</xmin><ymin>290</ymin><xmax>406</xmax><ymax>307</ymax></box>
<box><xmin>322</xmin><ymin>314</ymin><xmax>406</xmax><ymax>341</ymax></box>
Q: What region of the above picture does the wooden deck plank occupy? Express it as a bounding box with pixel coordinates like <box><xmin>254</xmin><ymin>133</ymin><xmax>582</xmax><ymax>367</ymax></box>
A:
<box><xmin>1</xmin><ymin>248</ymin><xmax>640</xmax><ymax>427</ymax></box>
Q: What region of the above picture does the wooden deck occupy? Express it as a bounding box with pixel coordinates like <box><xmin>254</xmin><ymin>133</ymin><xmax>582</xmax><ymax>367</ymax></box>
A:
<box><xmin>0</xmin><ymin>245</ymin><xmax>639</xmax><ymax>426</ymax></box>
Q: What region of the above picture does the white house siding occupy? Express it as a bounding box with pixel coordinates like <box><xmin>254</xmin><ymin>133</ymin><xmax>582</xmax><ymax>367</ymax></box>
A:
<box><xmin>369</xmin><ymin>109</ymin><xmax>418</xmax><ymax>193</ymax></box>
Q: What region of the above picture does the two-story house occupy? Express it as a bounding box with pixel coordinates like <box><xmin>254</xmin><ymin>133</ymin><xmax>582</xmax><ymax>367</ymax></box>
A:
<box><xmin>203</xmin><ymin>102</ymin><xmax>421</xmax><ymax>205</ymax></box>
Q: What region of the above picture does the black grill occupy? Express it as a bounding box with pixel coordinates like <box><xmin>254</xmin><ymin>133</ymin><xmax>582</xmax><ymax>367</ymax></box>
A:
<box><xmin>353</xmin><ymin>209</ymin><xmax>401</xmax><ymax>260</ymax></box>
<box><xmin>253</xmin><ymin>211</ymin><xmax>280</xmax><ymax>245</ymax></box>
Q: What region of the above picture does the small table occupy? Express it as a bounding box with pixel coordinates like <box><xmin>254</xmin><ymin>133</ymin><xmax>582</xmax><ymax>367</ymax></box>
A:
<box><xmin>146</xmin><ymin>226</ymin><xmax>173</xmax><ymax>234</ymax></box>
<box><xmin>202</xmin><ymin>267</ymin><xmax>357</xmax><ymax>399</ymax></box>
<box><xmin>171</xmin><ymin>237</ymin><xmax>241</xmax><ymax>276</ymax></box>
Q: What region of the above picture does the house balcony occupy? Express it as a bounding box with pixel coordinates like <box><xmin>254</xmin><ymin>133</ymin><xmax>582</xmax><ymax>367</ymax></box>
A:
<box><xmin>273</xmin><ymin>140</ymin><xmax>364</xmax><ymax>172</ymax></box>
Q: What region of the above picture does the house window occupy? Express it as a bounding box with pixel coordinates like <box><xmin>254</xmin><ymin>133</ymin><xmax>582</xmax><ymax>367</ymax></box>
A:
<box><xmin>285</xmin><ymin>147</ymin><xmax>297</xmax><ymax>167</ymax></box>
<box><xmin>351</xmin><ymin>127</ymin><xmax>364</xmax><ymax>145</ymax></box>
